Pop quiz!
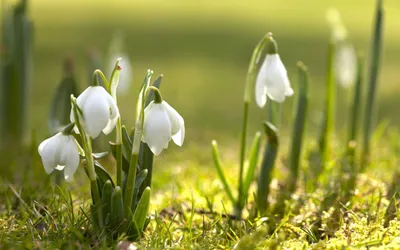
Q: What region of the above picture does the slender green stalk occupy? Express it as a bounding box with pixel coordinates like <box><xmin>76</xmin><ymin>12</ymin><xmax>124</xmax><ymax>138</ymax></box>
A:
<box><xmin>361</xmin><ymin>0</ymin><xmax>383</xmax><ymax>171</ymax></box>
<box><xmin>238</xmin><ymin>34</ymin><xmax>270</xmax><ymax>217</ymax></box>
<box><xmin>124</xmin><ymin>79</ymin><xmax>158</xmax><ymax>213</ymax></box>
<box><xmin>108</xmin><ymin>59</ymin><xmax>122</xmax><ymax>186</ymax></box>
<box><xmin>257</xmin><ymin>122</ymin><xmax>279</xmax><ymax>215</ymax></box>
<box><xmin>319</xmin><ymin>41</ymin><xmax>336</xmax><ymax>167</ymax></box>
<box><xmin>288</xmin><ymin>63</ymin><xmax>309</xmax><ymax>193</ymax></box>
<box><xmin>116</xmin><ymin>140</ymin><xmax>122</xmax><ymax>187</ymax></box>
<box><xmin>238</xmin><ymin>102</ymin><xmax>248</xmax><ymax>214</ymax></box>
<box><xmin>71</xmin><ymin>96</ymin><xmax>103</xmax><ymax>225</ymax></box>
<box><xmin>267</xmin><ymin>99</ymin><xmax>281</xmax><ymax>127</ymax></box>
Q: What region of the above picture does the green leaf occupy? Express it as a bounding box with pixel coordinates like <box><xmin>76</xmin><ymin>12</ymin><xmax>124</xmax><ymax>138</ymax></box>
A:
<box><xmin>241</xmin><ymin>132</ymin><xmax>261</xmax><ymax>208</ymax></box>
<box><xmin>361</xmin><ymin>0</ymin><xmax>384</xmax><ymax>171</ymax></box>
<box><xmin>122</xmin><ymin>125</ymin><xmax>133</xmax><ymax>162</ymax></box>
<box><xmin>211</xmin><ymin>140</ymin><xmax>235</xmax><ymax>205</ymax></box>
<box><xmin>101</xmin><ymin>180</ymin><xmax>113</xmax><ymax>226</ymax></box>
<box><xmin>133</xmin><ymin>187</ymin><xmax>151</xmax><ymax>233</ymax></box>
<box><xmin>257</xmin><ymin>122</ymin><xmax>279</xmax><ymax>215</ymax></box>
<box><xmin>110</xmin><ymin>186</ymin><xmax>124</xmax><ymax>231</ymax></box>
<box><xmin>94</xmin><ymin>160</ymin><xmax>115</xmax><ymax>188</ymax></box>
<box><xmin>132</xmin><ymin>169</ymin><xmax>148</xmax><ymax>210</ymax></box>
<box><xmin>48</xmin><ymin>61</ymin><xmax>78</xmax><ymax>134</ymax></box>
<box><xmin>287</xmin><ymin>63</ymin><xmax>309</xmax><ymax>194</ymax></box>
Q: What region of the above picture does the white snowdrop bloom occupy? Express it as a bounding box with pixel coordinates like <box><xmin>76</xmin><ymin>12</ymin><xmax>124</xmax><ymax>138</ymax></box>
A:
<box><xmin>70</xmin><ymin>86</ymin><xmax>119</xmax><ymax>138</ymax></box>
<box><xmin>255</xmin><ymin>54</ymin><xmax>294</xmax><ymax>107</ymax></box>
<box><xmin>336</xmin><ymin>44</ymin><xmax>357</xmax><ymax>88</ymax></box>
<box><xmin>108</xmin><ymin>54</ymin><xmax>133</xmax><ymax>94</ymax></box>
<box><xmin>38</xmin><ymin>133</ymin><xmax>79</xmax><ymax>181</ymax></box>
<box><xmin>142</xmin><ymin>101</ymin><xmax>185</xmax><ymax>156</ymax></box>
<box><xmin>326</xmin><ymin>8</ymin><xmax>347</xmax><ymax>42</ymax></box>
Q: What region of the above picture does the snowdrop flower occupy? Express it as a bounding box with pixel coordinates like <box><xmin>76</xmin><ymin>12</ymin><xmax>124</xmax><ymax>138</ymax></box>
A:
<box><xmin>336</xmin><ymin>44</ymin><xmax>357</xmax><ymax>88</ymax></box>
<box><xmin>70</xmin><ymin>86</ymin><xmax>119</xmax><ymax>138</ymax></box>
<box><xmin>142</xmin><ymin>99</ymin><xmax>185</xmax><ymax>156</ymax></box>
<box><xmin>38</xmin><ymin>129</ymin><xmax>79</xmax><ymax>181</ymax></box>
<box><xmin>326</xmin><ymin>8</ymin><xmax>348</xmax><ymax>42</ymax></box>
<box><xmin>255</xmin><ymin>33</ymin><xmax>293</xmax><ymax>107</ymax></box>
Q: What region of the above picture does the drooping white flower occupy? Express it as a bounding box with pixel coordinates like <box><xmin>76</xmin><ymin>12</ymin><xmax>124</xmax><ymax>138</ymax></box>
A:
<box><xmin>255</xmin><ymin>54</ymin><xmax>294</xmax><ymax>107</ymax></box>
<box><xmin>142</xmin><ymin>100</ymin><xmax>185</xmax><ymax>155</ymax></box>
<box><xmin>38</xmin><ymin>133</ymin><xmax>80</xmax><ymax>181</ymax></box>
<box><xmin>70</xmin><ymin>86</ymin><xmax>119</xmax><ymax>138</ymax></box>
<box><xmin>326</xmin><ymin>8</ymin><xmax>348</xmax><ymax>42</ymax></box>
<box><xmin>336</xmin><ymin>44</ymin><xmax>357</xmax><ymax>88</ymax></box>
<box><xmin>108</xmin><ymin>54</ymin><xmax>133</xmax><ymax>94</ymax></box>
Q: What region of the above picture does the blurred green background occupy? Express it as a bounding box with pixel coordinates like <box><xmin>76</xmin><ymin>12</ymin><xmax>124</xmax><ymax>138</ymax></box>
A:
<box><xmin>6</xmin><ymin>0</ymin><xmax>400</xmax><ymax>148</ymax></box>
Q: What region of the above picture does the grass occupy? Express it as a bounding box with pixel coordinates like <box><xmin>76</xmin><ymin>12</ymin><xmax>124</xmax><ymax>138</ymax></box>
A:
<box><xmin>2</xmin><ymin>0</ymin><xmax>400</xmax><ymax>249</ymax></box>
<box><xmin>2</xmin><ymin>133</ymin><xmax>400</xmax><ymax>249</ymax></box>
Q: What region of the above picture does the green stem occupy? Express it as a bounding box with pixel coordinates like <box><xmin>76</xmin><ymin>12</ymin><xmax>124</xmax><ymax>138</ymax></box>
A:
<box><xmin>124</xmin><ymin>152</ymin><xmax>139</xmax><ymax>212</ymax></box>
<box><xmin>116</xmin><ymin>117</ymin><xmax>123</xmax><ymax>187</ymax></box>
<box><xmin>238</xmin><ymin>101</ymin><xmax>249</xmax><ymax>214</ymax></box>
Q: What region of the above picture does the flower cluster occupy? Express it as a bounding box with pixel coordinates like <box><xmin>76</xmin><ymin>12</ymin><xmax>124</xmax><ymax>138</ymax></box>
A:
<box><xmin>38</xmin><ymin>61</ymin><xmax>184</xmax><ymax>181</ymax></box>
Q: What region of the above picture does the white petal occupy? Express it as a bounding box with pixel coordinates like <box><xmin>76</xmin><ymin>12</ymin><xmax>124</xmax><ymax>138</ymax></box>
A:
<box><xmin>60</xmin><ymin>137</ymin><xmax>80</xmax><ymax>181</ymax></box>
<box><xmin>162</xmin><ymin>101</ymin><xmax>185</xmax><ymax>147</ymax></box>
<box><xmin>103</xmin><ymin>115</ymin><xmax>119</xmax><ymax>135</ymax></box>
<box><xmin>172</xmin><ymin>125</ymin><xmax>185</xmax><ymax>147</ymax></box>
<box><xmin>264</xmin><ymin>54</ymin><xmax>291</xmax><ymax>103</ymax></box>
<box><xmin>142</xmin><ymin>103</ymin><xmax>172</xmax><ymax>155</ymax></box>
<box><xmin>336</xmin><ymin>45</ymin><xmax>357</xmax><ymax>88</ymax></box>
<box><xmin>38</xmin><ymin>133</ymin><xmax>62</xmax><ymax>174</ymax></box>
<box><xmin>102</xmin><ymin>88</ymin><xmax>120</xmax><ymax>120</ymax></box>
<box><xmin>76</xmin><ymin>86</ymin><xmax>95</xmax><ymax>109</ymax></box>
<box><xmin>255</xmin><ymin>59</ymin><xmax>268</xmax><ymax>108</ymax></box>
<box><xmin>81</xmin><ymin>88</ymin><xmax>112</xmax><ymax>138</ymax></box>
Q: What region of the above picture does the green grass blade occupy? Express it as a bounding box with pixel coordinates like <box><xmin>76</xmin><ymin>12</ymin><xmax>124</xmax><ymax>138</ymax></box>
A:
<box><xmin>211</xmin><ymin>140</ymin><xmax>236</xmax><ymax>205</ymax></box>
<box><xmin>361</xmin><ymin>0</ymin><xmax>384</xmax><ymax>171</ymax></box>
<box><xmin>287</xmin><ymin>62</ymin><xmax>309</xmax><ymax>194</ymax></box>
<box><xmin>240</xmin><ymin>132</ymin><xmax>261</xmax><ymax>210</ymax></box>
<box><xmin>257</xmin><ymin>122</ymin><xmax>279</xmax><ymax>216</ymax></box>
<box><xmin>133</xmin><ymin>186</ymin><xmax>151</xmax><ymax>233</ymax></box>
